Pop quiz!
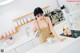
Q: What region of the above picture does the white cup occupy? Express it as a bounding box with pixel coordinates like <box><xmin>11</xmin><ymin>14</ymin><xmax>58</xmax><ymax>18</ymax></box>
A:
<box><xmin>47</xmin><ymin>37</ymin><xmax>54</xmax><ymax>44</ymax></box>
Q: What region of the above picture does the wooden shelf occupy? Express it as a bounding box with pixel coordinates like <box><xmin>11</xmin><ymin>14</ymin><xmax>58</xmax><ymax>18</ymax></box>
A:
<box><xmin>13</xmin><ymin>6</ymin><xmax>49</xmax><ymax>21</ymax></box>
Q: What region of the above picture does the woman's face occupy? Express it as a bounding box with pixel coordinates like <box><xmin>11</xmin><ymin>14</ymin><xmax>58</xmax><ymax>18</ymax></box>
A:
<box><xmin>36</xmin><ymin>13</ymin><xmax>44</xmax><ymax>19</ymax></box>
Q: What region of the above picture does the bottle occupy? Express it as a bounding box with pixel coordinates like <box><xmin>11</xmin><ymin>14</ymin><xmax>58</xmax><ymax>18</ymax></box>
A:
<box><xmin>63</xmin><ymin>27</ymin><xmax>67</xmax><ymax>36</ymax></box>
<box><xmin>67</xmin><ymin>27</ymin><xmax>72</xmax><ymax>37</ymax></box>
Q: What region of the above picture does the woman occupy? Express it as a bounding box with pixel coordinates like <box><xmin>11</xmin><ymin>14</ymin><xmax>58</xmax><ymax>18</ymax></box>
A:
<box><xmin>33</xmin><ymin>7</ymin><xmax>65</xmax><ymax>44</ymax></box>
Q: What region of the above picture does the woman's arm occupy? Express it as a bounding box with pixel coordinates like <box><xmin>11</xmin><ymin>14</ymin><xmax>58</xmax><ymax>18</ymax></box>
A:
<box><xmin>46</xmin><ymin>17</ymin><xmax>65</xmax><ymax>41</ymax></box>
<box><xmin>46</xmin><ymin>17</ymin><xmax>59</xmax><ymax>38</ymax></box>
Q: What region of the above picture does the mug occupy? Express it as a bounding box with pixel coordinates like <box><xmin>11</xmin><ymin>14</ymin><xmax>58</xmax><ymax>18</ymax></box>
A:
<box><xmin>47</xmin><ymin>37</ymin><xmax>54</xmax><ymax>44</ymax></box>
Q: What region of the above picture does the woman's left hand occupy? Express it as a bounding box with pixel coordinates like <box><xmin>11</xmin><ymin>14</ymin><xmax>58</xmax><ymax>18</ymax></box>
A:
<box><xmin>54</xmin><ymin>36</ymin><xmax>66</xmax><ymax>41</ymax></box>
<box><xmin>58</xmin><ymin>36</ymin><xmax>66</xmax><ymax>41</ymax></box>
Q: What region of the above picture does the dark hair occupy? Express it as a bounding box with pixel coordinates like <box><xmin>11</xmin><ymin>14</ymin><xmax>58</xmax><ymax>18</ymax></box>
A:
<box><xmin>34</xmin><ymin>7</ymin><xmax>43</xmax><ymax>16</ymax></box>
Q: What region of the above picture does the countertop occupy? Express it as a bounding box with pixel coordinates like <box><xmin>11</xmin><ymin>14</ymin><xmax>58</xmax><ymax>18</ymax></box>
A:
<box><xmin>26</xmin><ymin>37</ymin><xmax>77</xmax><ymax>53</ymax></box>
<box><xmin>3</xmin><ymin>31</ymin><xmax>38</xmax><ymax>53</ymax></box>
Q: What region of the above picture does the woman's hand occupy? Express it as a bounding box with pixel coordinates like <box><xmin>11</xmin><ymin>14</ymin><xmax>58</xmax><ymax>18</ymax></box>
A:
<box><xmin>54</xmin><ymin>36</ymin><xmax>66</xmax><ymax>41</ymax></box>
<box><xmin>58</xmin><ymin>36</ymin><xmax>66</xmax><ymax>41</ymax></box>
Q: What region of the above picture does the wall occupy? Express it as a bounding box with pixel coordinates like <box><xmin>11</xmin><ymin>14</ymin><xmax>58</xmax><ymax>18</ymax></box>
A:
<box><xmin>57</xmin><ymin>0</ymin><xmax>80</xmax><ymax>14</ymax></box>
<box><xmin>57</xmin><ymin>0</ymin><xmax>73</xmax><ymax>12</ymax></box>
<box><xmin>0</xmin><ymin>0</ymin><xmax>59</xmax><ymax>35</ymax></box>
<box><xmin>57</xmin><ymin>0</ymin><xmax>80</xmax><ymax>30</ymax></box>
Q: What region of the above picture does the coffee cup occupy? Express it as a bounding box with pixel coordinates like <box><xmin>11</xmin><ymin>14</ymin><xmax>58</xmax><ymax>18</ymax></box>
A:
<box><xmin>47</xmin><ymin>37</ymin><xmax>54</xmax><ymax>44</ymax></box>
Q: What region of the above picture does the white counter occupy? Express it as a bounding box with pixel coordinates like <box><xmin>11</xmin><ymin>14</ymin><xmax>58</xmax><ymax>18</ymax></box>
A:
<box><xmin>3</xmin><ymin>31</ymin><xmax>38</xmax><ymax>53</ymax></box>
<box><xmin>26</xmin><ymin>37</ymin><xmax>77</xmax><ymax>53</ymax></box>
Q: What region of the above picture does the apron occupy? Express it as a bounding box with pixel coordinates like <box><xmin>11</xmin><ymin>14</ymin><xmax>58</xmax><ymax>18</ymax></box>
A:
<box><xmin>36</xmin><ymin>18</ymin><xmax>54</xmax><ymax>44</ymax></box>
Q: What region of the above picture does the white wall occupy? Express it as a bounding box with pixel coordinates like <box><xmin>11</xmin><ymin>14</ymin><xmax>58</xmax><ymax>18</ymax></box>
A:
<box><xmin>0</xmin><ymin>0</ymin><xmax>59</xmax><ymax>35</ymax></box>
<box><xmin>57</xmin><ymin>0</ymin><xmax>80</xmax><ymax>13</ymax></box>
